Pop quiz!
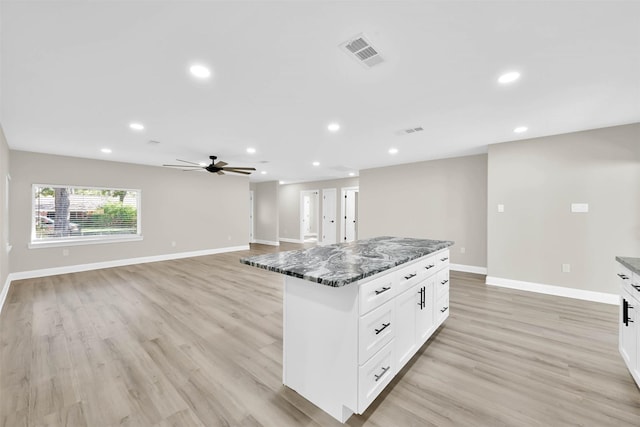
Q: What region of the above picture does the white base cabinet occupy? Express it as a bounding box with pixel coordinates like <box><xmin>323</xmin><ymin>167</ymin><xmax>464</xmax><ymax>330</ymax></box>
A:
<box><xmin>283</xmin><ymin>249</ymin><xmax>450</xmax><ymax>422</ymax></box>
<box><xmin>618</xmin><ymin>261</ymin><xmax>640</xmax><ymax>387</ymax></box>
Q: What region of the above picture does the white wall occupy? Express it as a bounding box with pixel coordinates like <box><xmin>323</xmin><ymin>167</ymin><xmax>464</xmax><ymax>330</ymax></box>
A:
<box><xmin>251</xmin><ymin>181</ymin><xmax>279</xmax><ymax>244</ymax></box>
<box><xmin>279</xmin><ymin>177</ymin><xmax>359</xmax><ymax>242</ymax></box>
<box><xmin>9</xmin><ymin>151</ymin><xmax>249</xmax><ymax>274</ymax></box>
<box><xmin>359</xmin><ymin>154</ymin><xmax>488</xmax><ymax>269</ymax></box>
<box><xmin>487</xmin><ymin>123</ymin><xmax>640</xmax><ymax>294</ymax></box>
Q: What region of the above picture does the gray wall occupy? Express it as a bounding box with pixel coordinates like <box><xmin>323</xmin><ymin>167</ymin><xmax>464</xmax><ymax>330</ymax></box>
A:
<box><xmin>0</xmin><ymin>126</ymin><xmax>9</xmax><ymax>288</ymax></box>
<box><xmin>359</xmin><ymin>154</ymin><xmax>488</xmax><ymax>268</ymax></box>
<box><xmin>10</xmin><ymin>151</ymin><xmax>249</xmax><ymax>273</ymax></box>
<box><xmin>251</xmin><ymin>181</ymin><xmax>279</xmax><ymax>243</ymax></box>
<box><xmin>487</xmin><ymin>123</ymin><xmax>640</xmax><ymax>293</ymax></box>
<box><xmin>279</xmin><ymin>177</ymin><xmax>359</xmax><ymax>242</ymax></box>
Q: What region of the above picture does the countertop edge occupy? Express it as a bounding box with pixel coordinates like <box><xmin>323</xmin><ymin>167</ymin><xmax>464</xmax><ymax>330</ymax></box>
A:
<box><xmin>616</xmin><ymin>256</ymin><xmax>640</xmax><ymax>276</ymax></box>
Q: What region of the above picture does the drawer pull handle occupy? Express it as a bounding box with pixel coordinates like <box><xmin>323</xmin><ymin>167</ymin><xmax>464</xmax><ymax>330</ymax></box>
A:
<box><xmin>441</xmin><ymin>279</ymin><xmax>449</xmax><ymax>285</ymax></box>
<box><xmin>440</xmin><ymin>306</ymin><xmax>449</xmax><ymax>313</ymax></box>
<box><xmin>375</xmin><ymin>322</ymin><xmax>391</xmax><ymax>335</ymax></box>
<box><xmin>375</xmin><ymin>286</ymin><xmax>391</xmax><ymax>295</ymax></box>
<box><xmin>618</xmin><ymin>273</ymin><xmax>630</xmax><ymax>280</ymax></box>
<box><xmin>374</xmin><ymin>366</ymin><xmax>390</xmax><ymax>382</ymax></box>
<box><xmin>425</xmin><ymin>264</ymin><xmax>435</xmax><ymax>270</ymax></box>
<box><xmin>440</xmin><ymin>257</ymin><xmax>449</xmax><ymax>262</ymax></box>
<box><xmin>404</xmin><ymin>273</ymin><xmax>417</xmax><ymax>280</ymax></box>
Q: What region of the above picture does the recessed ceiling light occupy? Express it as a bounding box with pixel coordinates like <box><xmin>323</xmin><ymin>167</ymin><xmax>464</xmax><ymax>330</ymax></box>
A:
<box><xmin>348</xmin><ymin>172</ymin><xmax>356</xmax><ymax>177</ymax></box>
<box><xmin>514</xmin><ymin>126</ymin><xmax>528</xmax><ymax>133</ymax></box>
<box><xmin>312</xmin><ymin>161</ymin><xmax>320</xmax><ymax>166</ymax></box>
<box><xmin>261</xmin><ymin>171</ymin><xmax>267</xmax><ymax>175</ymax></box>
<box><xmin>101</xmin><ymin>148</ymin><xmax>112</xmax><ymax>154</ymax></box>
<box><xmin>246</xmin><ymin>147</ymin><xmax>256</xmax><ymax>154</ymax></box>
<box><xmin>279</xmin><ymin>180</ymin><xmax>285</xmax><ymax>185</ymax></box>
<box><xmin>498</xmin><ymin>71</ymin><xmax>521</xmax><ymax>84</ymax></box>
<box><xmin>388</xmin><ymin>148</ymin><xmax>398</xmax><ymax>155</ymax></box>
<box><xmin>189</xmin><ymin>64</ymin><xmax>211</xmax><ymax>79</ymax></box>
<box><xmin>129</xmin><ymin>123</ymin><xmax>144</xmax><ymax>131</ymax></box>
<box><xmin>327</xmin><ymin>123</ymin><xmax>340</xmax><ymax>132</ymax></box>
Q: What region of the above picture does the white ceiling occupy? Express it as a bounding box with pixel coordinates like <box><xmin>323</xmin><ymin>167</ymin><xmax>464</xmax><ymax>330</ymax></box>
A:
<box><xmin>1</xmin><ymin>1</ymin><xmax>639</xmax><ymax>183</ymax></box>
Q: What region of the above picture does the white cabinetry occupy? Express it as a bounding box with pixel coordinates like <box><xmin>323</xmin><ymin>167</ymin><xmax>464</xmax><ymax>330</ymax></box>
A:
<box><xmin>618</xmin><ymin>262</ymin><xmax>640</xmax><ymax>387</ymax></box>
<box><xmin>283</xmin><ymin>248</ymin><xmax>451</xmax><ymax>423</ymax></box>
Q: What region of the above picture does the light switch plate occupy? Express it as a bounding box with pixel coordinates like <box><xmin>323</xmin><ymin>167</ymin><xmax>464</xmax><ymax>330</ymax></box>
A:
<box><xmin>571</xmin><ymin>203</ymin><xmax>589</xmax><ymax>213</ymax></box>
<box><xmin>497</xmin><ymin>204</ymin><xmax>505</xmax><ymax>213</ymax></box>
<box><xmin>562</xmin><ymin>263</ymin><xmax>571</xmax><ymax>273</ymax></box>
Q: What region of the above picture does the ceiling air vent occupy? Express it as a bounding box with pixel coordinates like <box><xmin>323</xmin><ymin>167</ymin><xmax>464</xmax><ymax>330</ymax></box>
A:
<box><xmin>340</xmin><ymin>34</ymin><xmax>384</xmax><ymax>68</ymax></box>
<box><xmin>402</xmin><ymin>127</ymin><xmax>424</xmax><ymax>135</ymax></box>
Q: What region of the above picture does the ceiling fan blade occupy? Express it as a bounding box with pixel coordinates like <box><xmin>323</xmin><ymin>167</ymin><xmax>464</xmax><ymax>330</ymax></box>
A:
<box><xmin>183</xmin><ymin>169</ymin><xmax>205</xmax><ymax>172</ymax></box>
<box><xmin>223</xmin><ymin>169</ymin><xmax>252</xmax><ymax>175</ymax></box>
<box><xmin>214</xmin><ymin>161</ymin><xmax>228</xmax><ymax>167</ymax></box>
<box><xmin>163</xmin><ymin>164</ymin><xmax>201</xmax><ymax>168</ymax></box>
<box><xmin>216</xmin><ymin>171</ymin><xmax>225</xmax><ymax>175</ymax></box>
<box><xmin>221</xmin><ymin>167</ymin><xmax>256</xmax><ymax>171</ymax></box>
<box><xmin>176</xmin><ymin>159</ymin><xmax>200</xmax><ymax>165</ymax></box>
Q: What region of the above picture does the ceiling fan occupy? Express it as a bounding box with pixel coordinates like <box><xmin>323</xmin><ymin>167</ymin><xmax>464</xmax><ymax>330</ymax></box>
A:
<box><xmin>163</xmin><ymin>155</ymin><xmax>257</xmax><ymax>175</ymax></box>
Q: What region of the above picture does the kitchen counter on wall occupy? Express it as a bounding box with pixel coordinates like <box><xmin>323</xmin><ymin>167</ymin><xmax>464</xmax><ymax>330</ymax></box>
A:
<box><xmin>239</xmin><ymin>236</ymin><xmax>454</xmax><ymax>287</ymax></box>
<box><xmin>616</xmin><ymin>256</ymin><xmax>640</xmax><ymax>276</ymax></box>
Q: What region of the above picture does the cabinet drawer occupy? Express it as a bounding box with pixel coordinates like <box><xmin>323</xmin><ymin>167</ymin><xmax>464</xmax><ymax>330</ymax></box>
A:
<box><xmin>436</xmin><ymin>250</ymin><xmax>450</xmax><ymax>270</ymax></box>
<box><xmin>420</xmin><ymin>255</ymin><xmax>437</xmax><ymax>277</ymax></box>
<box><xmin>359</xmin><ymin>300</ymin><xmax>394</xmax><ymax>365</ymax></box>
<box><xmin>396</xmin><ymin>261</ymin><xmax>422</xmax><ymax>294</ymax></box>
<box><xmin>360</xmin><ymin>273</ymin><xmax>396</xmax><ymax>315</ymax></box>
<box><xmin>436</xmin><ymin>294</ymin><xmax>449</xmax><ymax>325</ymax></box>
<box><xmin>436</xmin><ymin>269</ymin><xmax>450</xmax><ymax>300</ymax></box>
<box><xmin>358</xmin><ymin>340</ymin><xmax>394</xmax><ymax>413</ymax></box>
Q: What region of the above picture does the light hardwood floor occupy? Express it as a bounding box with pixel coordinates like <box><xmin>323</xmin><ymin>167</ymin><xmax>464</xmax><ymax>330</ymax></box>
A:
<box><xmin>1</xmin><ymin>243</ymin><xmax>639</xmax><ymax>426</ymax></box>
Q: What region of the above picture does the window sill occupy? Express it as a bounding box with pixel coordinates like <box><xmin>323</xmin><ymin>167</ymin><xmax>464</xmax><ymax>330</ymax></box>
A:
<box><xmin>29</xmin><ymin>235</ymin><xmax>143</xmax><ymax>249</ymax></box>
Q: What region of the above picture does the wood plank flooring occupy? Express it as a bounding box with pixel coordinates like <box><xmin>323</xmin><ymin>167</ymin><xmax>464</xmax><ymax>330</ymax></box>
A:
<box><xmin>1</xmin><ymin>243</ymin><xmax>639</xmax><ymax>426</ymax></box>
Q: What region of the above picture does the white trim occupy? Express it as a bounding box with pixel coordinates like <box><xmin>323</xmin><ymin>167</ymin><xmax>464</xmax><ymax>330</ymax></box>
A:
<box><xmin>253</xmin><ymin>239</ymin><xmax>280</xmax><ymax>246</ymax></box>
<box><xmin>485</xmin><ymin>276</ymin><xmax>619</xmax><ymax>305</ymax></box>
<box><xmin>450</xmin><ymin>263</ymin><xmax>487</xmax><ymax>275</ymax></box>
<box><xmin>0</xmin><ymin>275</ymin><xmax>11</xmax><ymax>315</ymax></box>
<box><xmin>340</xmin><ymin>186</ymin><xmax>359</xmax><ymax>243</ymax></box>
<box><xmin>29</xmin><ymin>234</ymin><xmax>143</xmax><ymax>249</ymax></box>
<box><xmin>9</xmin><ymin>245</ymin><xmax>249</xmax><ymax>281</ymax></box>
<box><xmin>279</xmin><ymin>237</ymin><xmax>304</xmax><ymax>244</ymax></box>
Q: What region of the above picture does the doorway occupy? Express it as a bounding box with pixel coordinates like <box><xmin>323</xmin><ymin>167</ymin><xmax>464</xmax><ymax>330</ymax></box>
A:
<box><xmin>321</xmin><ymin>188</ymin><xmax>337</xmax><ymax>245</ymax></box>
<box><xmin>341</xmin><ymin>187</ymin><xmax>359</xmax><ymax>243</ymax></box>
<box><xmin>249</xmin><ymin>190</ymin><xmax>255</xmax><ymax>243</ymax></box>
<box><xmin>300</xmin><ymin>190</ymin><xmax>319</xmax><ymax>242</ymax></box>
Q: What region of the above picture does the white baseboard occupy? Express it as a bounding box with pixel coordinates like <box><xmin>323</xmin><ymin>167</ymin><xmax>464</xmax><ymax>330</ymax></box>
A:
<box><xmin>0</xmin><ymin>275</ymin><xmax>11</xmax><ymax>314</ymax></box>
<box><xmin>8</xmin><ymin>245</ymin><xmax>250</xmax><ymax>282</ymax></box>
<box><xmin>279</xmin><ymin>237</ymin><xmax>303</xmax><ymax>244</ymax></box>
<box><xmin>252</xmin><ymin>239</ymin><xmax>280</xmax><ymax>246</ymax></box>
<box><xmin>485</xmin><ymin>276</ymin><xmax>619</xmax><ymax>305</ymax></box>
<box><xmin>450</xmin><ymin>263</ymin><xmax>487</xmax><ymax>275</ymax></box>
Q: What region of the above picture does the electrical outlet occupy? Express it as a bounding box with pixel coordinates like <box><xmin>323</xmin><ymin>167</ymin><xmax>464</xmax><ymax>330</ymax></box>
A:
<box><xmin>227</xmin><ymin>235</ymin><xmax>232</xmax><ymax>241</ymax></box>
<box><xmin>62</xmin><ymin>249</ymin><xmax>69</xmax><ymax>256</ymax></box>
<box><xmin>171</xmin><ymin>241</ymin><xmax>176</xmax><ymax>247</ymax></box>
<box><xmin>460</xmin><ymin>247</ymin><xmax>466</xmax><ymax>254</ymax></box>
<box><xmin>562</xmin><ymin>264</ymin><xmax>571</xmax><ymax>273</ymax></box>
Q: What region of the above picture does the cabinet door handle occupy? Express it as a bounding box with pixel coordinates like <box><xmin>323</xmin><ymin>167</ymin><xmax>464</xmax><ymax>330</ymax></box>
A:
<box><xmin>623</xmin><ymin>299</ymin><xmax>628</xmax><ymax>326</ymax></box>
<box><xmin>440</xmin><ymin>306</ymin><xmax>449</xmax><ymax>313</ymax></box>
<box><xmin>417</xmin><ymin>288</ymin><xmax>423</xmax><ymax>308</ymax></box>
<box><xmin>404</xmin><ymin>273</ymin><xmax>417</xmax><ymax>280</ymax></box>
<box><xmin>618</xmin><ymin>273</ymin><xmax>629</xmax><ymax>280</ymax></box>
<box><xmin>375</xmin><ymin>286</ymin><xmax>391</xmax><ymax>295</ymax></box>
<box><xmin>374</xmin><ymin>322</ymin><xmax>391</xmax><ymax>335</ymax></box>
<box><xmin>425</xmin><ymin>264</ymin><xmax>435</xmax><ymax>270</ymax></box>
<box><xmin>374</xmin><ymin>366</ymin><xmax>390</xmax><ymax>382</ymax></box>
<box><xmin>441</xmin><ymin>279</ymin><xmax>449</xmax><ymax>285</ymax></box>
<box><xmin>440</xmin><ymin>257</ymin><xmax>449</xmax><ymax>262</ymax></box>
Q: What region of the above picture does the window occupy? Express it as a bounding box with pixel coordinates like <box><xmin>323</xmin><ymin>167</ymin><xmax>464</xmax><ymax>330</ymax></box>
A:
<box><xmin>31</xmin><ymin>184</ymin><xmax>141</xmax><ymax>247</ymax></box>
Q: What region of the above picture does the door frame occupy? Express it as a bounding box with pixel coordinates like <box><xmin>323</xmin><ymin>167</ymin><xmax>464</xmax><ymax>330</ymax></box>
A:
<box><xmin>249</xmin><ymin>190</ymin><xmax>255</xmax><ymax>243</ymax></box>
<box><xmin>299</xmin><ymin>189</ymin><xmax>320</xmax><ymax>242</ymax></box>
<box><xmin>340</xmin><ymin>186</ymin><xmax>359</xmax><ymax>243</ymax></box>
<box><xmin>321</xmin><ymin>188</ymin><xmax>337</xmax><ymax>245</ymax></box>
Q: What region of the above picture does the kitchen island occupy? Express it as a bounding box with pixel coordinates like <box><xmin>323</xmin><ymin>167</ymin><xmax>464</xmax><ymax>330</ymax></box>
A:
<box><xmin>240</xmin><ymin>236</ymin><xmax>454</xmax><ymax>422</ymax></box>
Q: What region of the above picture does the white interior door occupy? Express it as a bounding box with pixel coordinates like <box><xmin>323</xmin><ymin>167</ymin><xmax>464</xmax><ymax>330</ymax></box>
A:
<box><xmin>342</xmin><ymin>188</ymin><xmax>358</xmax><ymax>242</ymax></box>
<box><xmin>322</xmin><ymin>188</ymin><xmax>337</xmax><ymax>244</ymax></box>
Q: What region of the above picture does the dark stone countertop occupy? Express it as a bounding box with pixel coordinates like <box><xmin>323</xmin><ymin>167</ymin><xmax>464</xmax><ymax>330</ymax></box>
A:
<box><xmin>240</xmin><ymin>236</ymin><xmax>454</xmax><ymax>287</ymax></box>
<box><xmin>617</xmin><ymin>256</ymin><xmax>640</xmax><ymax>276</ymax></box>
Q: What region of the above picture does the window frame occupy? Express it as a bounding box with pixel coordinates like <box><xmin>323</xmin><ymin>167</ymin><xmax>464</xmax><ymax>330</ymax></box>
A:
<box><xmin>29</xmin><ymin>183</ymin><xmax>143</xmax><ymax>249</ymax></box>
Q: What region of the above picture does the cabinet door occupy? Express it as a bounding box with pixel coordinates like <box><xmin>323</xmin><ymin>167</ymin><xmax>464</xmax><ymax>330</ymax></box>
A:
<box><xmin>620</xmin><ymin>296</ymin><xmax>637</xmax><ymax>370</ymax></box>
<box><xmin>417</xmin><ymin>279</ymin><xmax>435</xmax><ymax>346</ymax></box>
<box><xmin>395</xmin><ymin>285</ymin><xmax>419</xmax><ymax>367</ymax></box>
